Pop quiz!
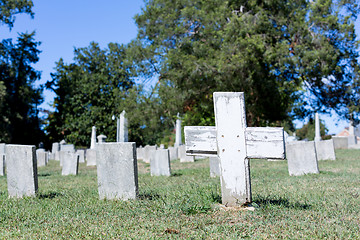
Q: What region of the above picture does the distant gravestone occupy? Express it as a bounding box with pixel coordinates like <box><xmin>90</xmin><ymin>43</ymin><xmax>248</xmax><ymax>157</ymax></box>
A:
<box><xmin>174</xmin><ymin>113</ymin><xmax>182</xmax><ymax>147</ymax></box>
<box><xmin>178</xmin><ymin>145</ymin><xmax>194</xmax><ymax>162</ymax></box>
<box><xmin>6</xmin><ymin>145</ymin><xmax>38</xmax><ymax>198</ymax></box>
<box><xmin>332</xmin><ymin>136</ymin><xmax>348</xmax><ymax>149</ymax></box>
<box><xmin>36</xmin><ymin>151</ymin><xmax>48</xmax><ymax>167</ymax></box>
<box><xmin>136</xmin><ymin>147</ymin><xmax>144</xmax><ymax>160</ymax></box>
<box><xmin>150</xmin><ymin>149</ymin><xmax>171</xmax><ymax>176</ymax></box>
<box><xmin>90</xmin><ymin>126</ymin><xmax>96</xmax><ymax>149</ymax></box>
<box><xmin>0</xmin><ymin>154</ymin><xmax>5</xmax><ymax>176</ymax></box>
<box><xmin>97</xmin><ymin>135</ymin><xmax>107</xmax><ymax>143</ymax></box>
<box><xmin>51</xmin><ymin>142</ymin><xmax>60</xmax><ymax>161</ymax></box>
<box><xmin>54</xmin><ymin>151</ymin><xmax>60</xmax><ymax>161</ymax></box>
<box><xmin>61</xmin><ymin>152</ymin><xmax>79</xmax><ymax>176</ymax></box>
<box><xmin>168</xmin><ymin>146</ymin><xmax>178</xmax><ymax>161</ymax></box>
<box><xmin>96</xmin><ymin>142</ymin><xmax>138</xmax><ymax>200</ymax></box>
<box><xmin>210</xmin><ymin>156</ymin><xmax>221</xmax><ymax>178</ymax></box>
<box><xmin>60</xmin><ymin>144</ymin><xmax>75</xmax><ymax>152</ymax></box>
<box><xmin>315</xmin><ymin>139</ymin><xmax>336</xmax><ymax>161</ymax></box>
<box><xmin>143</xmin><ymin>145</ymin><xmax>157</xmax><ymax>163</ymax></box>
<box><xmin>52</xmin><ymin>142</ymin><xmax>60</xmax><ymax>153</ymax></box>
<box><xmin>286</xmin><ymin>141</ymin><xmax>319</xmax><ymax>176</ymax></box>
<box><xmin>314</xmin><ymin>112</ymin><xmax>321</xmax><ymax>142</ymax></box>
<box><xmin>76</xmin><ymin>149</ymin><xmax>85</xmax><ymax>163</ymax></box>
<box><xmin>86</xmin><ymin>149</ymin><xmax>97</xmax><ymax>166</ymax></box>
<box><xmin>119</xmin><ymin>110</ymin><xmax>128</xmax><ymax>142</ymax></box>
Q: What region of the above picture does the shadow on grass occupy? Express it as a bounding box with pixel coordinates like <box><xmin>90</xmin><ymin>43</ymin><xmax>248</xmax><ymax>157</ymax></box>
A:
<box><xmin>38</xmin><ymin>173</ymin><xmax>51</xmax><ymax>177</ymax></box>
<box><xmin>171</xmin><ymin>172</ymin><xmax>183</xmax><ymax>177</ymax></box>
<box><xmin>138</xmin><ymin>192</ymin><xmax>161</xmax><ymax>200</ymax></box>
<box><xmin>254</xmin><ymin>197</ymin><xmax>311</xmax><ymax>209</ymax></box>
<box><xmin>38</xmin><ymin>192</ymin><xmax>63</xmax><ymax>199</ymax></box>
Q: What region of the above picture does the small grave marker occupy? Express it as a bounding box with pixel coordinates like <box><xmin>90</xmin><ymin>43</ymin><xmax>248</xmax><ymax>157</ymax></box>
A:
<box><xmin>61</xmin><ymin>152</ymin><xmax>79</xmax><ymax>176</ymax></box>
<box><xmin>178</xmin><ymin>145</ymin><xmax>194</xmax><ymax>162</ymax></box>
<box><xmin>6</xmin><ymin>145</ymin><xmax>38</xmax><ymax>198</ymax></box>
<box><xmin>185</xmin><ymin>92</ymin><xmax>285</xmax><ymax>206</ymax></box>
<box><xmin>36</xmin><ymin>151</ymin><xmax>48</xmax><ymax>167</ymax></box>
<box><xmin>286</xmin><ymin>141</ymin><xmax>319</xmax><ymax>176</ymax></box>
<box><xmin>150</xmin><ymin>149</ymin><xmax>171</xmax><ymax>176</ymax></box>
<box><xmin>86</xmin><ymin>149</ymin><xmax>96</xmax><ymax>166</ymax></box>
<box><xmin>96</xmin><ymin>143</ymin><xmax>138</xmax><ymax>200</ymax></box>
<box><xmin>209</xmin><ymin>156</ymin><xmax>220</xmax><ymax>178</ymax></box>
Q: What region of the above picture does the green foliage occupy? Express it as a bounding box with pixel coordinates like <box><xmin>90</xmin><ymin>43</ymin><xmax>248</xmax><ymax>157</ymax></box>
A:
<box><xmin>295</xmin><ymin>117</ymin><xmax>328</xmax><ymax>141</ymax></box>
<box><xmin>45</xmin><ymin>42</ymin><xmax>135</xmax><ymax>146</ymax></box>
<box><xmin>133</xmin><ymin>0</ymin><xmax>360</xmax><ymax>126</ymax></box>
<box><xmin>0</xmin><ymin>32</ymin><xmax>43</xmax><ymax>144</ymax></box>
<box><xmin>0</xmin><ymin>0</ymin><xmax>34</xmax><ymax>29</ymax></box>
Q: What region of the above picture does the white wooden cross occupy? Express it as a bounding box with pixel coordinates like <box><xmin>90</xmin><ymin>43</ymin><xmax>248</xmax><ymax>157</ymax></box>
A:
<box><xmin>184</xmin><ymin>92</ymin><xmax>285</xmax><ymax>206</ymax></box>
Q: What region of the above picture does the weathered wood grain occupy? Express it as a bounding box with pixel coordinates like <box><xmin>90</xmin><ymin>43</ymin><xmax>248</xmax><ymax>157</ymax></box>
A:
<box><xmin>184</xmin><ymin>126</ymin><xmax>285</xmax><ymax>159</ymax></box>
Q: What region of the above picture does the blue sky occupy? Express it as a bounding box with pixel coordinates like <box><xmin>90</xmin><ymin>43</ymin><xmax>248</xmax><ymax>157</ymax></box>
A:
<box><xmin>0</xmin><ymin>0</ymin><xmax>358</xmax><ymax>134</ymax></box>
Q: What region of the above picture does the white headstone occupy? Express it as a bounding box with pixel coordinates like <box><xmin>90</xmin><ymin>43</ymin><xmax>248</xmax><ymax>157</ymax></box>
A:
<box><xmin>143</xmin><ymin>145</ymin><xmax>157</xmax><ymax>163</ymax></box>
<box><xmin>332</xmin><ymin>136</ymin><xmax>349</xmax><ymax>149</ymax></box>
<box><xmin>6</xmin><ymin>145</ymin><xmax>38</xmax><ymax>198</ymax></box>
<box><xmin>175</xmin><ymin>113</ymin><xmax>182</xmax><ymax>147</ymax></box>
<box><xmin>178</xmin><ymin>145</ymin><xmax>194</xmax><ymax>162</ymax></box>
<box><xmin>136</xmin><ymin>147</ymin><xmax>144</xmax><ymax>160</ymax></box>
<box><xmin>90</xmin><ymin>126</ymin><xmax>96</xmax><ymax>149</ymax></box>
<box><xmin>209</xmin><ymin>156</ymin><xmax>221</xmax><ymax>178</ymax></box>
<box><xmin>150</xmin><ymin>149</ymin><xmax>171</xmax><ymax>176</ymax></box>
<box><xmin>286</xmin><ymin>141</ymin><xmax>319</xmax><ymax>176</ymax></box>
<box><xmin>314</xmin><ymin>112</ymin><xmax>321</xmax><ymax>142</ymax></box>
<box><xmin>76</xmin><ymin>149</ymin><xmax>85</xmax><ymax>163</ymax></box>
<box><xmin>168</xmin><ymin>146</ymin><xmax>178</xmax><ymax>161</ymax></box>
<box><xmin>96</xmin><ymin>142</ymin><xmax>138</xmax><ymax>200</ymax></box>
<box><xmin>97</xmin><ymin>134</ymin><xmax>107</xmax><ymax>143</ymax></box>
<box><xmin>60</xmin><ymin>144</ymin><xmax>75</xmax><ymax>152</ymax></box>
<box><xmin>119</xmin><ymin>110</ymin><xmax>128</xmax><ymax>142</ymax></box>
<box><xmin>315</xmin><ymin>139</ymin><xmax>336</xmax><ymax>160</ymax></box>
<box><xmin>86</xmin><ymin>149</ymin><xmax>96</xmax><ymax>166</ymax></box>
<box><xmin>51</xmin><ymin>142</ymin><xmax>60</xmax><ymax>154</ymax></box>
<box><xmin>36</xmin><ymin>151</ymin><xmax>48</xmax><ymax>167</ymax></box>
<box><xmin>61</xmin><ymin>152</ymin><xmax>79</xmax><ymax>176</ymax></box>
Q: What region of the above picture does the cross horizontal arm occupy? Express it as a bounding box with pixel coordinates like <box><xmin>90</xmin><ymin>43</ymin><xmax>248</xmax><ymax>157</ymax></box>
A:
<box><xmin>184</xmin><ymin>126</ymin><xmax>285</xmax><ymax>159</ymax></box>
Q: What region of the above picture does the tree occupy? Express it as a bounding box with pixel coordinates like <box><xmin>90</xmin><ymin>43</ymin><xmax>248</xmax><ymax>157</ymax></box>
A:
<box><xmin>45</xmin><ymin>42</ymin><xmax>135</xmax><ymax>146</ymax></box>
<box><xmin>0</xmin><ymin>0</ymin><xmax>34</xmax><ymax>29</ymax></box>
<box><xmin>0</xmin><ymin>32</ymin><xmax>43</xmax><ymax>144</ymax></box>
<box><xmin>296</xmin><ymin>118</ymin><xmax>329</xmax><ymax>141</ymax></box>
<box><xmin>133</xmin><ymin>0</ymin><xmax>360</xmax><ymax>127</ymax></box>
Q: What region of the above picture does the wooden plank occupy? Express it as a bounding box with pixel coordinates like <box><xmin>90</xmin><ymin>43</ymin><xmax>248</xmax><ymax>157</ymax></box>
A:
<box><xmin>214</xmin><ymin>92</ymin><xmax>250</xmax><ymax>206</ymax></box>
<box><xmin>184</xmin><ymin>126</ymin><xmax>285</xmax><ymax>159</ymax></box>
<box><xmin>184</xmin><ymin>126</ymin><xmax>217</xmax><ymax>156</ymax></box>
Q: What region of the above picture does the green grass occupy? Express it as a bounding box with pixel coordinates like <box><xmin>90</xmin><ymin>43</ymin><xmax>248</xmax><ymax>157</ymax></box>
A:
<box><xmin>0</xmin><ymin>149</ymin><xmax>360</xmax><ymax>239</ymax></box>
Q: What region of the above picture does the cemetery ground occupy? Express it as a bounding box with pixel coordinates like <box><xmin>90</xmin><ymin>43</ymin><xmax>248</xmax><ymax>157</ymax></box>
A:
<box><xmin>0</xmin><ymin>150</ymin><xmax>359</xmax><ymax>238</ymax></box>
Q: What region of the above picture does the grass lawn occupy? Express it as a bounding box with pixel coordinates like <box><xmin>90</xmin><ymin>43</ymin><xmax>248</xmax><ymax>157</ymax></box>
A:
<box><xmin>0</xmin><ymin>149</ymin><xmax>359</xmax><ymax>239</ymax></box>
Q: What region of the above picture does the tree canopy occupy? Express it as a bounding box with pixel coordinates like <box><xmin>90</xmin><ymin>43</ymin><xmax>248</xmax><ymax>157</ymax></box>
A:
<box><xmin>133</xmin><ymin>0</ymin><xmax>360</xmax><ymax>127</ymax></box>
<box><xmin>0</xmin><ymin>0</ymin><xmax>34</xmax><ymax>29</ymax></box>
<box><xmin>46</xmin><ymin>0</ymin><xmax>360</xmax><ymax>146</ymax></box>
<box><xmin>0</xmin><ymin>32</ymin><xmax>43</xmax><ymax>144</ymax></box>
<box><xmin>45</xmin><ymin>42</ymin><xmax>135</xmax><ymax>146</ymax></box>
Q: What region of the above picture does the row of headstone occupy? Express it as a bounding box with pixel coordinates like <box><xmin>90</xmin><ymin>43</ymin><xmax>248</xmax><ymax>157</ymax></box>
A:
<box><xmin>285</xmin><ymin>112</ymin><xmax>336</xmax><ymax>176</ymax></box>
<box><xmin>137</xmin><ymin>145</ymin><xmax>195</xmax><ymax>163</ymax></box>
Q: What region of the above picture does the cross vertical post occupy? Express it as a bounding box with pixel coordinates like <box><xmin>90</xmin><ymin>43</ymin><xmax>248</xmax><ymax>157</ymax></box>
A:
<box><xmin>214</xmin><ymin>92</ymin><xmax>251</xmax><ymax>206</ymax></box>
